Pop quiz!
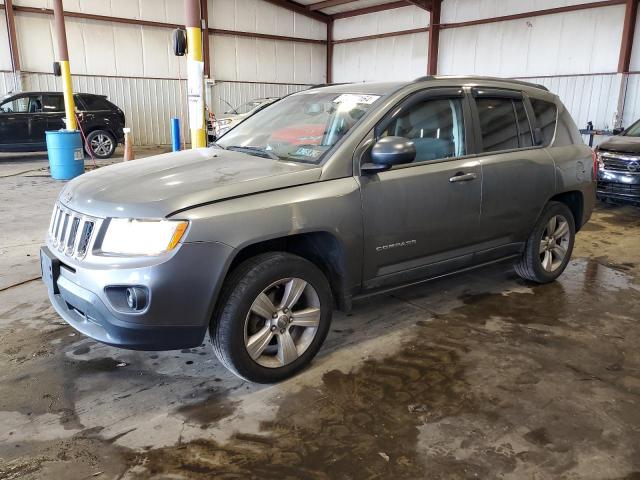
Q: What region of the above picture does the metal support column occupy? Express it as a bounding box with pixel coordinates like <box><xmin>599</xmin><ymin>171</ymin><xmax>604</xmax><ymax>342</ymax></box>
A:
<box><xmin>185</xmin><ymin>0</ymin><xmax>207</xmax><ymax>148</ymax></box>
<box><xmin>427</xmin><ymin>0</ymin><xmax>441</xmax><ymax>76</ymax></box>
<box><xmin>326</xmin><ymin>19</ymin><xmax>333</xmax><ymax>84</ymax></box>
<box><xmin>4</xmin><ymin>0</ymin><xmax>22</xmax><ymax>92</ymax></box>
<box><xmin>53</xmin><ymin>0</ymin><xmax>77</xmax><ymax>131</ymax></box>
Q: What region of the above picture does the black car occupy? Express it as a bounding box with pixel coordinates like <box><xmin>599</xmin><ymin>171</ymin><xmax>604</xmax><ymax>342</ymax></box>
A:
<box><xmin>596</xmin><ymin>120</ymin><xmax>640</xmax><ymax>204</ymax></box>
<box><xmin>0</xmin><ymin>92</ymin><xmax>125</xmax><ymax>159</ymax></box>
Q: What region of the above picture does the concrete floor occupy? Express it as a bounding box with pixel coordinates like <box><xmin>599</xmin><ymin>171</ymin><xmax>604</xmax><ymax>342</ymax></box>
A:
<box><xmin>0</xmin><ymin>150</ymin><xmax>639</xmax><ymax>479</ymax></box>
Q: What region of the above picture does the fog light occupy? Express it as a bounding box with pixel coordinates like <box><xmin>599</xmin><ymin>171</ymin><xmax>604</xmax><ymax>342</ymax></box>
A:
<box><xmin>125</xmin><ymin>287</ymin><xmax>147</xmax><ymax>311</ymax></box>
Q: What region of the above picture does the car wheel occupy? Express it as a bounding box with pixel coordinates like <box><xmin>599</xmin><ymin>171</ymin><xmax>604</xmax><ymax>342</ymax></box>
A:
<box><xmin>514</xmin><ymin>201</ymin><xmax>575</xmax><ymax>283</ymax></box>
<box><xmin>211</xmin><ymin>252</ymin><xmax>333</xmax><ymax>383</ymax></box>
<box><xmin>85</xmin><ymin>130</ymin><xmax>116</xmax><ymax>159</ymax></box>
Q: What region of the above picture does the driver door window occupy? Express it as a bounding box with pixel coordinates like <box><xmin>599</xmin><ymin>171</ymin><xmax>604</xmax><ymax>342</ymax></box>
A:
<box><xmin>379</xmin><ymin>98</ymin><xmax>466</xmax><ymax>163</ymax></box>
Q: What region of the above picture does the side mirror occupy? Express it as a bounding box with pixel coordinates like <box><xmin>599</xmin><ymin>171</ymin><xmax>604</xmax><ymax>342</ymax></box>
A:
<box><xmin>612</xmin><ymin>127</ymin><xmax>623</xmax><ymax>135</ymax></box>
<box><xmin>172</xmin><ymin>29</ymin><xmax>187</xmax><ymax>56</ymax></box>
<box><xmin>362</xmin><ymin>136</ymin><xmax>415</xmax><ymax>173</ymax></box>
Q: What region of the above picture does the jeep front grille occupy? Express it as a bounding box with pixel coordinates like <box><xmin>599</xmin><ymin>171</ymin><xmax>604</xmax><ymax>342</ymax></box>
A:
<box><xmin>48</xmin><ymin>204</ymin><xmax>97</xmax><ymax>258</ymax></box>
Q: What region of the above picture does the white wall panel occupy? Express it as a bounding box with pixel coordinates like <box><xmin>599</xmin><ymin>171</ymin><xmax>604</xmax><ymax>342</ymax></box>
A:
<box><xmin>442</xmin><ymin>0</ymin><xmax>618</xmax><ymax>23</ymax></box>
<box><xmin>629</xmin><ymin>10</ymin><xmax>640</xmax><ymax>71</ymax></box>
<box><xmin>209</xmin><ymin>81</ymin><xmax>310</xmax><ymax>117</ymax></box>
<box><xmin>15</xmin><ymin>12</ymin><xmax>185</xmax><ymax>79</ymax></box>
<box><xmin>521</xmin><ymin>74</ymin><xmax>622</xmax><ymax>130</ymax></box>
<box><xmin>211</xmin><ymin>34</ymin><xmax>326</xmax><ymax>84</ymax></box>
<box><xmin>439</xmin><ymin>6</ymin><xmax>625</xmax><ymax>78</ymax></box>
<box><xmin>622</xmin><ymin>74</ymin><xmax>640</xmax><ymax>128</ymax></box>
<box><xmin>0</xmin><ymin>72</ymin><xmax>21</xmax><ymax>96</ymax></box>
<box><xmin>209</xmin><ymin>0</ymin><xmax>325</xmax><ymax>40</ymax></box>
<box><xmin>333</xmin><ymin>33</ymin><xmax>428</xmax><ymax>83</ymax></box>
<box><xmin>333</xmin><ymin>6</ymin><xmax>429</xmax><ymax>40</ymax></box>
<box><xmin>0</xmin><ymin>10</ymin><xmax>13</xmax><ymax>71</ymax></box>
<box><xmin>13</xmin><ymin>0</ymin><xmax>186</xmax><ymax>25</ymax></box>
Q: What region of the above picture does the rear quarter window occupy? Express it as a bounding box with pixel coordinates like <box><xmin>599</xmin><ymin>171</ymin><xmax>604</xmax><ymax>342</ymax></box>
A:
<box><xmin>530</xmin><ymin>98</ymin><xmax>557</xmax><ymax>146</ymax></box>
<box><xmin>79</xmin><ymin>96</ymin><xmax>114</xmax><ymax>111</ymax></box>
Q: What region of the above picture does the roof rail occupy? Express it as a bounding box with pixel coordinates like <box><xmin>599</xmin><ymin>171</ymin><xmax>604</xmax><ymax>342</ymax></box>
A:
<box><xmin>413</xmin><ymin>75</ymin><xmax>549</xmax><ymax>92</ymax></box>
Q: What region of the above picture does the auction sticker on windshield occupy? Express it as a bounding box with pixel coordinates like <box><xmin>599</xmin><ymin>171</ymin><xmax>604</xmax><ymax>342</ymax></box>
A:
<box><xmin>333</xmin><ymin>94</ymin><xmax>381</xmax><ymax>105</ymax></box>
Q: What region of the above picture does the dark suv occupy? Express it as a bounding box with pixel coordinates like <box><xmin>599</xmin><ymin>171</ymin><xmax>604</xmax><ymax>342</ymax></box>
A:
<box><xmin>596</xmin><ymin>119</ymin><xmax>640</xmax><ymax>204</ymax></box>
<box><xmin>0</xmin><ymin>92</ymin><xmax>125</xmax><ymax>159</ymax></box>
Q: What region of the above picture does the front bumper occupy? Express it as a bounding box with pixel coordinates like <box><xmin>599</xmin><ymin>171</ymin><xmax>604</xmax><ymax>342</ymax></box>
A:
<box><xmin>597</xmin><ymin>169</ymin><xmax>640</xmax><ymax>203</ymax></box>
<box><xmin>41</xmin><ymin>241</ymin><xmax>234</xmax><ymax>351</ymax></box>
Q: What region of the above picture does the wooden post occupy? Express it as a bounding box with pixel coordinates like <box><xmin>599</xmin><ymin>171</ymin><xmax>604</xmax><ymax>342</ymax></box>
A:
<box><xmin>618</xmin><ymin>0</ymin><xmax>638</xmax><ymax>73</ymax></box>
<box><xmin>427</xmin><ymin>0</ymin><xmax>441</xmax><ymax>76</ymax></box>
<box><xmin>53</xmin><ymin>0</ymin><xmax>77</xmax><ymax>131</ymax></box>
<box><xmin>185</xmin><ymin>0</ymin><xmax>206</xmax><ymax>148</ymax></box>
<box><xmin>326</xmin><ymin>19</ymin><xmax>333</xmax><ymax>84</ymax></box>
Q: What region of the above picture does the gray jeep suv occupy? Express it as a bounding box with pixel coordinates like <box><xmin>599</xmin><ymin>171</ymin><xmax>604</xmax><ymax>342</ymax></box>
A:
<box><xmin>41</xmin><ymin>76</ymin><xmax>595</xmax><ymax>383</ymax></box>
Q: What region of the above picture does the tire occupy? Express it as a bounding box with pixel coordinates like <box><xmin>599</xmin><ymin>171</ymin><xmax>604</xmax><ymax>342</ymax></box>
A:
<box><xmin>514</xmin><ymin>201</ymin><xmax>575</xmax><ymax>283</ymax></box>
<box><xmin>211</xmin><ymin>252</ymin><xmax>333</xmax><ymax>383</ymax></box>
<box><xmin>85</xmin><ymin>130</ymin><xmax>116</xmax><ymax>159</ymax></box>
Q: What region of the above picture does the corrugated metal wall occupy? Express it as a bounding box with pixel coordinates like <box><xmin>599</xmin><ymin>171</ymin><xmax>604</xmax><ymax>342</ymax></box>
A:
<box><xmin>519</xmin><ymin>74</ymin><xmax>623</xmax><ymax>131</ymax></box>
<box><xmin>0</xmin><ymin>0</ymin><xmax>327</xmax><ymax>146</ymax></box>
<box><xmin>209</xmin><ymin>82</ymin><xmax>310</xmax><ymax>117</ymax></box>
<box><xmin>332</xmin><ymin>6</ymin><xmax>429</xmax><ymax>83</ymax></box>
<box><xmin>622</xmin><ymin>74</ymin><xmax>640</xmax><ymax>129</ymax></box>
<box><xmin>23</xmin><ymin>72</ymin><xmax>189</xmax><ymax>146</ymax></box>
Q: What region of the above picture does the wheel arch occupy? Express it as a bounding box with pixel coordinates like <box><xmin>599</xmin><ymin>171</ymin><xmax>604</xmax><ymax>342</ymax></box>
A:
<box><xmin>223</xmin><ymin>231</ymin><xmax>352</xmax><ymax>312</ymax></box>
<box><xmin>549</xmin><ymin>190</ymin><xmax>584</xmax><ymax>231</ymax></box>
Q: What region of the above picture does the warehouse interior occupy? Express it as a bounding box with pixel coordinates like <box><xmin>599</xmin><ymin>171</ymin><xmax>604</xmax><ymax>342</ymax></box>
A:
<box><xmin>1</xmin><ymin>0</ymin><xmax>639</xmax><ymax>478</ymax></box>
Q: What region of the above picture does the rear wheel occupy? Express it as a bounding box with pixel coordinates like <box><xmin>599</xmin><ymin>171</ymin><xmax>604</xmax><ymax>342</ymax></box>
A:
<box><xmin>514</xmin><ymin>201</ymin><xmax>575</xmax><ymax>283</ymax></box>
<box><xmin>85</xmin><ymin>130</ymin><xmax>116</xmax><ymax>159</ymax></box>
<box><xmin>211</xmin><ymin>252</ymin><xmax>333</xmax><ymax>383</ymax></box>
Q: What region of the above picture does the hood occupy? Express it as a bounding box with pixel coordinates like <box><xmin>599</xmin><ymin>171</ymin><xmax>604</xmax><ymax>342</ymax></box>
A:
<box><xmin>59</xmin><ymin>148</ymin><xmax>321</xmax><ymax>218</ymax></box>
<box><xmin>598</xmin><ymin>135</ymin><xmax>640</xmax><ymax>155</ymax></box>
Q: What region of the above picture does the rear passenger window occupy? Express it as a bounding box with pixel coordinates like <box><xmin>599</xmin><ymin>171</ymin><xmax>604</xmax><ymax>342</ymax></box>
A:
<box><xmin>379</xmin><ymin>97</ymin><xmax>466</xmax><ymax>162</ymax></box>
<box><xmin>530</xmin><ymin>98</ymin><xmax>557</xmax><ymax>146</ymax></box>
<box><xmin>42</xmin><ymin>95</ymin><xmax>64</xmax><ymax>112</ymax></box>
<box><xmin>476</xmin><ymin>98</ymin><xmax>519</xmax><ymax>152</ymax></box>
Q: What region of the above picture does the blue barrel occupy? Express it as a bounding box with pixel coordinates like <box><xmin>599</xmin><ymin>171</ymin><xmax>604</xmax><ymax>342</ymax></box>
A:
<box><xmin>46</xmin><ymin>130</ymin><xmax>84</xmax><ymax>180</ymax></box>
<box><xmin>171</xmin><ymin>117</ymin><xmax>181</xmax><ymax>151</ymax></box>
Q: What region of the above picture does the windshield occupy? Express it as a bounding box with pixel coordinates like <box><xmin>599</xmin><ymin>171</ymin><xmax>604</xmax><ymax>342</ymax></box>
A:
<box><xmin>217</xmin><ymin>91</ymin><xmax>381</xmax><ymax>164</ymax></box>
<box><xmin>624</xmin><ymin>119</ymin><xmax>640</xmax><ymax>137</ymax></box>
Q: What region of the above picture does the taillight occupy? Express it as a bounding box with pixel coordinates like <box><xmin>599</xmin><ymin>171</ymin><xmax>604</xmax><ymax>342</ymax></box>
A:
<box><xmin>592</xmin><ymin>150</ymin><xmax>598</xmax><ymax>181</ymax></box>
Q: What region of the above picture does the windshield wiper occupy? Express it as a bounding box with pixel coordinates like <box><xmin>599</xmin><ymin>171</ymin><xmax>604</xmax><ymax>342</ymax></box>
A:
<box><xmin>226</xmin><ymin>145</ymin><xmax>279</xmax><ymax>160</ymax></box>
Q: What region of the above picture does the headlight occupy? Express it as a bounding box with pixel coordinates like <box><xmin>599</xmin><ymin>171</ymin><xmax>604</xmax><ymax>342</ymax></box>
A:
<box><xmin>100</xmin><ymin>219</ymin><xmax>188</xmax><ymax>256</ymax></box>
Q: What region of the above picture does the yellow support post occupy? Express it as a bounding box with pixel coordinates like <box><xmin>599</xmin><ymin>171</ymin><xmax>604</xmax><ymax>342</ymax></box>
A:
<box><xmin>53</xmin><ymin>0</ymin><xmax>76</xmax><ymax>131</ymax></box>
<box><xmin>185</xmin><ymin>0</ymin><xmax>206</xmax><ymax>148</ymax></box>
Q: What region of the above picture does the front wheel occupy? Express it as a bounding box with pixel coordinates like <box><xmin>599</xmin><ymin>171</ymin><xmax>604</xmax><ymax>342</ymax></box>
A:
<box><xmin>211</xmin><ymin>252</ymin><xmax>333</xmax><ymax>383</ymax></box>
<box><xmin>514</xmin><ymin>201</ymin><xmax>575</xmax><ymax>283</ymax></box>
<box><xmin>85</xmin><ymin>130</ymin><xmax>116</xmax><ymax>159</ymax></box>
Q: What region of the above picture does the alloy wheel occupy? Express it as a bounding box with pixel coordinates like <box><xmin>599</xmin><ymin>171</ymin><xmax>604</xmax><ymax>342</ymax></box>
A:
<box><xmin>244</xmin><ymin>278</ymin><xmax>321</xmax><ymax>368</ymax></box>
<box><xmin>90</xmin><ymin>133</ymin><xmax>113</xmax><ymax>157</ymax></box>
<box><xmin>539</xmin><ymin>214</ymin><xmax>570</xmax><ymax>272</ymax></box>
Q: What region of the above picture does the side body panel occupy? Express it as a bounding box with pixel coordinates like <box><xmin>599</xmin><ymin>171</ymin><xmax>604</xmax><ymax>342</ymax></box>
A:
<box><xmin>182</xmin><ymin>177</ymin><xmax>364</xmax><ymax>294</ymax></box>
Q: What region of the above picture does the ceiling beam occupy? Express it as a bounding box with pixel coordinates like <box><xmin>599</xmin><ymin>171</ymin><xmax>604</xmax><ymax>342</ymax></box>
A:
<box><xmin>331</xmin><ymin>1</ymin><xmax>413</xmax><ymax>19</ymax></box>
<box><xmin>262</xmin><ymin>0</ymin><xmax>331</xmax><ymax>22</ymax></box>
<box><xmin>308</xmin><ymin>0</ymin><xmax>359</xmax><ymax>11</ymax></box>
<box><xmin>405</xmin><ymin>0</ymin><xmax>430</xmax><ymax>10</ymax></box>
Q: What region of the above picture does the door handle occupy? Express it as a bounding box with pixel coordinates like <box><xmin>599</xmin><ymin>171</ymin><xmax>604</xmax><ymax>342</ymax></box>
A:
<box><xmin>449</xmin><ymin>172</ymin><xmax>477</xmax><ymax>183</ymax></box>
